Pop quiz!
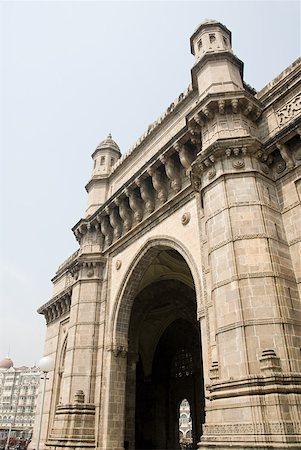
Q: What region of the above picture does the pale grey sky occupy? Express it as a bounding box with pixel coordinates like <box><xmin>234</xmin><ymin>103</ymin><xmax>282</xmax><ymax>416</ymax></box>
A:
<box><xmin>0</xmin><ymin>0</ymin><xmax>300</xmax><ymax>367</ymax></box>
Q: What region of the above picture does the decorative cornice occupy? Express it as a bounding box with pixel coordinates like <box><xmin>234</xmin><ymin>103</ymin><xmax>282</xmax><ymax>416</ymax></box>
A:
<box><xmin>206</xmin><ymin>372</ymin><xmax>301</xmax><ymax>400</ymax></box>
<box><xmin>38</xmin><ymin>287</ymin><xmax>72</xmax><ymax>325</ymax></box>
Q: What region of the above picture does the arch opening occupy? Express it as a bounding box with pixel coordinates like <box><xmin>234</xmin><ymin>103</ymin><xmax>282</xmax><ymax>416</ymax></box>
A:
<box><xmin>120</xmin><ymin>247</ymin><xmax>205</xmax><ymax>450</ymax></box>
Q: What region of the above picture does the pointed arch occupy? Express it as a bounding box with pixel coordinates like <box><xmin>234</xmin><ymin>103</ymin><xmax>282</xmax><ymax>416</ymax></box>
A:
<box><xmin>110</xmin><ymin>236</ymin><xmax>203</xmax><ymax>351</ymax></box>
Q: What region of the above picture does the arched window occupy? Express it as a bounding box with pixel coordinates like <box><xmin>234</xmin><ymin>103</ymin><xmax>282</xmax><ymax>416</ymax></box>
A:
<box><xmin>171</xmin><ymin>348</ymin><xmax>193</xmax><ymax>378</ymax></box>
<box><xmin>178</xmin><ymin>399</ymin><xmax>192</xmax><ymax>448</ymax></box>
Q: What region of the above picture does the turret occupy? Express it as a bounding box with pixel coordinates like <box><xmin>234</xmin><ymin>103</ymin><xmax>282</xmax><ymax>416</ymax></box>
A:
<box><xmin>190</xmin><ymin>19</ymin><xmax>244</xmax><ymax>98</ymax></box>
<box><xmin>85</xmin><ymin>133</ymin><xmax>121</xmax><ymax>217</ymax></box>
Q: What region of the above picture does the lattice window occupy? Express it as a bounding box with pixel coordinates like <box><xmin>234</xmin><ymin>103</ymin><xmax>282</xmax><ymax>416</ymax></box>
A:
<box><xmin>171</xmin><ymin>348</ymin><xmax>193</xmax><ymax>378</ymax></box>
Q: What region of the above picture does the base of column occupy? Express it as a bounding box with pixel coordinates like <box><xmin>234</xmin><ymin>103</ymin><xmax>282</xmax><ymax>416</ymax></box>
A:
<box><xmin>46</xmin><ymin>403</ymin><xmax>95</xmax><ymax>449</ymax></box>
<box><xmin>199</xmin><ymin>373</ymin><xmax>301</xmax><ymax>450</ymax></box>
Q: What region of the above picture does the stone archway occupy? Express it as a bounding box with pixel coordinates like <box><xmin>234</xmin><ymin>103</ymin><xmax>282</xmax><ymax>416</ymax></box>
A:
<box><xmin>105</xmin><ymin>242</ymin><xmax>205</xmax><ymax>450</ymax></box>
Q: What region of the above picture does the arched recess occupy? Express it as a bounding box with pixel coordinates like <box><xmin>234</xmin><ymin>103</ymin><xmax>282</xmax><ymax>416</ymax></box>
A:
<box><xmin>55</xmin><ymin>335</ymin><xmax>68</xmax><ymax>406</ymax></box>
<box><xmin>111</xmin><ymin>236</ymin><xmax>203</xmax><ymax>350</ymax></box>
<box><xmin>103</xmin><ymin>237</ymin><xmax>205</xmax><ymax>450</ymax></box>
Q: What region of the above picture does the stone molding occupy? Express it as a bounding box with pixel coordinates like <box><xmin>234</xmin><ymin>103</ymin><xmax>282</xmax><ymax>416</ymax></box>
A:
<box><xmin>206</xmin><ymin>373</ymin><xmax>301</xmax><ymax>400</ymax></box>
<box><xmin>46</xmin><ymin>402</ymin><xmax>95</xmax><ymax>449</ymax></box>
<box><xmin>208</xmin><ymin>233</ymin><xmax>289</xmax><ymax>255</ymax></box>
<box><xmin>202</xmin><ymin>420</ymin><xmax>299</xmax><ymax>436</ymax></box>
<box><xmin>189</xmin><ymin>90</ymin><xmax>262</xmax><ymax>127</ymax></box>
<box><xmin>69</xmin><ymin>253</ymin><xmax>106</xmax><ymax>281</ymax></box>
<box><xmin>215</xmin><ymin>317</ymin><xmax>301</xmax><ymax>336</ymax></box>
<box><xmin>38</xmin><ymin>287</ymin><xmax>72</xmax><ymax>325</ymax></box>
<box><xmin>211</xmin><ymin>271</ymin><xmax>296</xmax><ymax>292</ymax></box>
<box><xmin>205</xmin><ymin>201</ymin><xmax>281</xmax><ymax>223</ymax></box>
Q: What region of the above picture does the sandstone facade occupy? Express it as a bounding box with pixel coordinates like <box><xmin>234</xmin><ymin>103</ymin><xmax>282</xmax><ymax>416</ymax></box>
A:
<box><xmin>31</xmin><ymin>20</ymin><xmax>301</xmax><ymax>450</ymax></box>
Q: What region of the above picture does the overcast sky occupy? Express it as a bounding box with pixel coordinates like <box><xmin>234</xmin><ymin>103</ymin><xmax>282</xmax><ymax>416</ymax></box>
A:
<box><xmin>0</xmin><ymin>0</ymin><xmax>300</xmax><ymax>367</ymax></box>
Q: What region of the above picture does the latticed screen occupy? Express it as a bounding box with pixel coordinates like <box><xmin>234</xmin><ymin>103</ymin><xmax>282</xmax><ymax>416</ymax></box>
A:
<box><xmin>172</xmin><ymin>348</ymin><xmax>193</xmax><ymax>378</ymax></box>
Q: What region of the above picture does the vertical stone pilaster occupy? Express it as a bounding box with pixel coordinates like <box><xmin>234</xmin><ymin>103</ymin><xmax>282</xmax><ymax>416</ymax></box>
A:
<box><xmin>62</xmin><ymin>253</ymin><xmax>105</xmax><ymax>404</ymax></box>
<box><xmin>99</xmin><ymin>345</ymin><xmax>128</xmax><ymax>450</ymax></box>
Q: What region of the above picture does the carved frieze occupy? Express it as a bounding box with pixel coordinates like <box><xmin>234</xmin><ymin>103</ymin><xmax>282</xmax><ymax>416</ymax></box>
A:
<box><xmin>277</xmin><ymin>94</ymin><xmax>301</xmax><ymax>126</ymax></box>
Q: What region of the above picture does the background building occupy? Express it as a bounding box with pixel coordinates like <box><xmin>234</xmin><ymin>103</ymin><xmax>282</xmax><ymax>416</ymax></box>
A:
<box><xmin>0</xmin><ymin>358</ymin><xmax>40</xmax><ymax>448</ymax></box>
<box><xmin>31</xmin><ymin>19</ymin><xmax>301</xmax><ymax>450</ymax></box>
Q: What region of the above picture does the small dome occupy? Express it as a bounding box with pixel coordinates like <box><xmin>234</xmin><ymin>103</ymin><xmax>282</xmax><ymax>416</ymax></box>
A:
<box><xmin>200</xmin><ymin>18</ymin><xmax>219</xmax><ymax>25</ymax></box>
<box><xmin>95</xmin><ymin>133</ymin><xmax>120</xmax><ymax>153</ymax></box>
<box><xmin>0</xmin><ymin>357</ymin><xmax>13</xmax><ymax>369</ymax></box>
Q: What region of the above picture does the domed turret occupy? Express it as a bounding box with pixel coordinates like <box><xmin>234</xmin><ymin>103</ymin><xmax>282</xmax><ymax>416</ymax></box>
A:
<box><xmin>0</xmin><ymin>357</ymin><xmax>13</xmax><ymax>369</ymax></box>
<box><xmin>85</xmin><ymin>133</ymin><xmax>121</xmax><ymax>217</ymax></box>
<box><xmin>94</xmin><ymin>133</ymin><xmax>121</xmax><ymax>154</ymax></box>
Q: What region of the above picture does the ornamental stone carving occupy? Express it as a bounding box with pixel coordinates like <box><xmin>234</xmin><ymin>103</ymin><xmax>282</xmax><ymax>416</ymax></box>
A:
<box><xmin>259</xmin><ymin>349</ymin><xmax>282</xmax><ymax>374</ymax></box>
<box><xmin>181</xmin><ymin>212</ymin><xmax>191</xmax><ymax>225</ymax></box>
<box><xmin>74</xmin><ymin>390</ymin><xmax>85</xmax><ymax>404</ymax></box>
<box><xmin>115</xmin><ymin>197</ymin><xmax>132</xmax><ymax>232</ymax></box>
<box><xmin>277</xmin><ymin>94</ymin><xmax>301</xmax><ymax>126</ymax></box>
<box><xmin>125</xmin><ymin>187</ymin><xmax>144</xmax><ymax>224</ymax></box>
<box><xmin>100</xmin><ymin>214</ymin><xmax>113</xmax><ymax>247</ymax></box>
<box><xmin>147</xmin><ymin>167</ymin><xmax>168</xmax><ymax>205</ymax></box>
<box><xmin>276</xmin><ymin>142</ymin><xmax>295</xmax><ymax>169</ymax></box>
<box><xmin>135</xmin><ymin>177</ymin><xmax>155</xmax><ymax>213</ymax></box>
<box><xmin>106</xmin><ymin>206</ymin><xmax>122</xmax><ymax>240</ymax></box>
<box><xmin>107</xmin><ymin>344</ymin><xmax>128</xmax><ymax>358</ymax></box>
<box><xmin>160</xmin><ymin>155</ymin><xmax>182</xmax><ymax>193</ymax></box>
<box><xmin>174</xmin><ymin>142</ymin><xmax>196</xmax><ymax>174</ymax></box>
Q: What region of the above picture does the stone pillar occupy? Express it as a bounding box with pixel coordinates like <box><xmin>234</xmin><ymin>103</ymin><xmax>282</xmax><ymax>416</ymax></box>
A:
<box><xmin>192</xmin><ymin>145</ymin><xmax>301</xmax><ymax>448</ymax></box>
<box><xmin>99</xmin><ymin>345</ymin><xmax>128</xmax><ymax>450</ymax></box>
<box><xmin>124</xmin><ymin>352</ymin><xmax>138</xmax><ymax>449</ymax></box>
<box><xmin>46</xmin><ymin>228</ymin><xmax>106</xmax><ymax>449</ymax></box>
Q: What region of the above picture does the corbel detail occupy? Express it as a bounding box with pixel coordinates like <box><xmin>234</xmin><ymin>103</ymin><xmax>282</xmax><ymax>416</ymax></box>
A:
<box><xmin>147</xmin><ymin>167</ymin><xmax>168</xmax><ymax>205</ymax></box>
<box><xmin>125</xmin><ymin>186</ymin><xmax>144</xmax><ymax>224</ymax></box>
<box><xmin>160</xmin><ymin>155</ymin><xmax>182</xmax><ymax>193</ymax></box>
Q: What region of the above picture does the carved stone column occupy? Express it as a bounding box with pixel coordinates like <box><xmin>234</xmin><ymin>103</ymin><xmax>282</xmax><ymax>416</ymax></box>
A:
<box><xmin>115</xmin><ymin>197</ymin><xmax>132</xmax><ymax>232</ymax></box>
<box><xmin>174</xmin><ymin>142</ymin><xmax>195</xmax><ymax>175</ymax></box>
<box><xmin>100</xmin><ymin>214</ymin><xmax>113</xmax><ymax>247</ymax></box>
<box><xmin>125</xmin><ymin>187</ymin><xmax>144</xmax><ymax>224</ymax></box>
<box><xmin>160</xmin><ymin>155</ymin><xmax>182</xmax><ymax>193</ymax></box>
<box><xmin>135</xmin><ymin>177</ymin><xmax>155</xmax><ymax>214</ymax></box>
<box><xmin>105</xmin><ymin>205</ymin><xmax>122</xmax><ymax>240</ymax></box>
<box><xmin>147</xmin><ymin>166</ymin><xmax>168</xmax><ymax>205</ymax></box>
